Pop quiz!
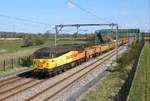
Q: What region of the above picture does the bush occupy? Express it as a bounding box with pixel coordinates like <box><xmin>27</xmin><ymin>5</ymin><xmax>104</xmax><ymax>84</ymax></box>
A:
<box><xmin>22</xmin><ymin>36</ymin><xmax>34</xmax><ymax>47</ymax></box>
<box><xmin>20</xmin><ymin>56</ymin><xmax>32</xmax><ymax>67</ymax></box>
<box><xmin>85</xmin><ymin>35</ymin><xmax>95</xmax><ymax>47</ymax></box>
<box><xmin>113</xmin><ymin>42</ymin><xmax>141</xmax><ymax>73</ymax></box>
<box><xmin>34</xmin><ymin>37</ymin><xmax>44</xmax><ymax>45</ymax></box>
<box><xmin>22</xmin><ymin>36</ymin><xmax>45</xmax><ymax>47</ymax></box>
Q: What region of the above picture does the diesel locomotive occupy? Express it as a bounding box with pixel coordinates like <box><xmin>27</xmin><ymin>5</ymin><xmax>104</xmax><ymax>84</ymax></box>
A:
<box><xmin>32</xmin><ymin>39</ymin><xmax>126</xmax><ymax>76</ymax></box>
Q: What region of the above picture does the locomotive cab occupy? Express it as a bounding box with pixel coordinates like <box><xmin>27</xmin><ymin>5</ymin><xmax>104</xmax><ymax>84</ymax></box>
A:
<box><xmin>32</xmin><ymin>44</ymin><xmax>84</xmax><ymax>71</ymax></box>
<box><xmin>32</xmin><ymin>51</ymin><xmax>56</xmax><ymax>70</ymax></box>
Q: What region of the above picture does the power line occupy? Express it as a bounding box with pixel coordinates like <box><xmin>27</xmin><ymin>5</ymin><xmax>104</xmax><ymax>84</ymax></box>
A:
<box><xmin>0</xmin><ymin>17</ymin><xmax>50</xmax><ymax>31</ymax></box>
<box><xmin>0</xmin><ymin>14</ymin><xmax>50</xmax><ymax>26</ymax></box>
<box><xmin>68</xmin><ymin>0</ymin><xmax>111</xmax><ymax>23</ymax></box>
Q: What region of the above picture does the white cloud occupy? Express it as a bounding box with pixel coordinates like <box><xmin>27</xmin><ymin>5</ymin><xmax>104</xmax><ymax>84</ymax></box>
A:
<box><xmin>67</xmin><ymin>2</ymin><xmax>76</xmax><ymax>8</ymax></box>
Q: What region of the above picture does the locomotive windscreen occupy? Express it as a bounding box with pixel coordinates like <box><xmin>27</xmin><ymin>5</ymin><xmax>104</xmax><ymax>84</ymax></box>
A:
<box><xmin>33</xmin><ymin>52</ymin><xmax>49</xmax><ymax>59</ymax></box>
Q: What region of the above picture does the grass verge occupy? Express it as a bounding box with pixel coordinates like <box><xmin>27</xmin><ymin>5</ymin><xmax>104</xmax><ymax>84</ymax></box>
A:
<box><xmin>128</xmin><ymin>42</ymin><xmax>150</xmax><ymax>101</ymax></box>
<box><xmin>80</xmin><ymin>41</ymin><xmax>142</xmax><ymax>101</ymax></box>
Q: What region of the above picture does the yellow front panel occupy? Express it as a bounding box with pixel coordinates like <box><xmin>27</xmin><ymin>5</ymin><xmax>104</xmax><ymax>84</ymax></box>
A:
<box><xmin>32</xmin><ymin>59</ymin><xmax>49</xmax><ymax>69</ymax></box>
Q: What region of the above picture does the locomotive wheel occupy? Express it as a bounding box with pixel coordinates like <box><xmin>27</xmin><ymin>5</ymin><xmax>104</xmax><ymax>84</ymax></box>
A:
<box><xmin>58</xmin><ymin>69</ymin><xmax>62</xmax><ymax>74</ymax></box>
<box><xmin>48</xmin><ymin>71</ymin><xmax>53</xmax><ymax>77</ymax></box>
<box><xmin>80</xmin><ymin>59</ymin><xmax>84</xmax><ymax>64</ymax></box>
<box><xmin>51</xmin><ymin>71</ymin><xmax>56</xmax><ymax>77</ymax></box>
<box><xmin>54</xmin><ymin>70</ymin><xmax>58</xmax><ymax>76</ymax></box>
<box><xmin>33</xmin><ymin>71</ymin><xmax>38</xmax><ymax>78</ymax></box>
<box><xmin>63</xmin><ymin>66</ymin><xmax>67</xmax><ymax>72</ymax></box>
<box><xmin>71</xmin><ymin>62</ymin><xmax>76</xmax><ymax>67</ymax></box>
<box><xmin>39</xmin><ymin>71</ymin><xmax>44</xmax><ymax>79</ymax></box>
<box><xmin>76</xmin><ymin>61</ymin><xmax>80</xmax><ymax>66</ymax></box>
<box><xmin>57</xmin><ymin>67</ymin><xmax>63</xmax><ymax>74</ymax></box>
<box><xmin>56</xmin><ymin>68</ymin><xmax>61</xmax><ymax>74</ymax></box>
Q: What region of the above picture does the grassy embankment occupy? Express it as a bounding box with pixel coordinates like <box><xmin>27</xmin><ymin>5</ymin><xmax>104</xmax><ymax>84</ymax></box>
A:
<box><xmin>128</xmin><ymin>42</ymin><xmax>150</xmax><ymax>101</ymax></box>
<box><xmin>81</xmin><ymin>41</ymin><xmax>142</xmax><ymax>101</ymax></box>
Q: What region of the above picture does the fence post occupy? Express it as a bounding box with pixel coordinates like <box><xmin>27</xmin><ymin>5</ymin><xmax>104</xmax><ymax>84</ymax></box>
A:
<box><xmin>11</xmin><ymin>59</ymin><xmax>14</xmax><ymax>69</ymax></box>
<box><xmin>3</xmin><ymin>60</ymin><xmax>6</xmax><ymax>71</ymax></box>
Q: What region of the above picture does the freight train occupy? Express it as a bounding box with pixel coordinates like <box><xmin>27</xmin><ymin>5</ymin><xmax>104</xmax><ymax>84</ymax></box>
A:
<box><xmin>32</xmin><ymin>39</ymin><xmax>126</xmax><ymax>76</ymax></box>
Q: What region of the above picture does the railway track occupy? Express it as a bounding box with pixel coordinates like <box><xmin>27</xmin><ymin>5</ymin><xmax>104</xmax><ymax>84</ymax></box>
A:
<box><xmin>0</xmin><ymin>70</ymin><xmax>41</xmax><ymax>100</ymax></box>
<box><xmin>26</xmin><ymin>47</ymin><xmax>124</xmax><ymax>101</ymax></box>
<box><xmin>0</xmin><ymin>70</ymin><xmax>48</xmax><ymax>100</ymax></box>
<box><xmin>0</xmin><ymin>70</ymin><xmax>33</xmax><ymax>87</ymax></box>
<box><xmin>0</xmin><ymin>45</ymin><xmax>126</xmax><ymax>101</ymax></box>
<box><xmin>0</xmin><ymin>76</ymin><xmax>21</xmax><ymax>87</ymax></box>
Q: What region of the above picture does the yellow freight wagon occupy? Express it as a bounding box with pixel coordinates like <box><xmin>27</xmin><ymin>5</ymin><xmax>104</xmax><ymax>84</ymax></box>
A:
<box><xmin>85</xmin><ymin>47</ymin><xmax>96</xmax><ymax>59</ymax></box>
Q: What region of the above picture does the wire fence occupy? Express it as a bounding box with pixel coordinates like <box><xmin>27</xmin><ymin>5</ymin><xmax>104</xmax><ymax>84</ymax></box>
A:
<box><xmin>0</xmin><ymin>55</ymin><xmax>32</xmax><ymax>71</ymax></box>
<box><xmin>114</xmin><ymin>41</ymin><xmax>145</xmax><ymax>101</ymax></box>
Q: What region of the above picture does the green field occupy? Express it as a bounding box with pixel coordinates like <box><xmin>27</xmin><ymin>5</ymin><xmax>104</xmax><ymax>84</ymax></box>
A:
<box><xmin>0</xmin><ymin>39</ymin><xmax>86</xmax><ymax>53</ymax></box>
<box><xmin>128</xmin><ymin>42</ymin><xmax>150</xmax><ymax>101</ymax></box>
<box><xmin>0</xmin><ymin>39</ymin><xmax>87</xmax><ymax>61</ymax></box>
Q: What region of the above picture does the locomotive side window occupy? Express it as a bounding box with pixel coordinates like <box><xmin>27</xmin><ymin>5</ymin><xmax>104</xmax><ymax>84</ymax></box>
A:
<box><xmin>33</xmin><ymin>52</ymin><xmax>49</xmax><ymax>59</ymax></box>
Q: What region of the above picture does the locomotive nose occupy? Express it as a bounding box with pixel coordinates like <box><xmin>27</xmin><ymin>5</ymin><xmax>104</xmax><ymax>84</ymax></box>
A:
<box><xmin>33</xmin><ymin>59</ymin><xmax>48</xmax><ymax>69</ymax></box>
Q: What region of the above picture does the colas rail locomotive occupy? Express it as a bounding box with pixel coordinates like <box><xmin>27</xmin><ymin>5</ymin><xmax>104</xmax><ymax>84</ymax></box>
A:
<box><xmin>32</xmin><ymin>39</ymin><xmax>126</xmax><ymax>77</ymax></box>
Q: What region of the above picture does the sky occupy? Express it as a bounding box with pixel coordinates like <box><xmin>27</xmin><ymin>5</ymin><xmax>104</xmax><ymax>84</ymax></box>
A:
<box><xmin>0</xmin><ymin>0</ymin><xmax>149</xmax><ymax>33</ymax></box>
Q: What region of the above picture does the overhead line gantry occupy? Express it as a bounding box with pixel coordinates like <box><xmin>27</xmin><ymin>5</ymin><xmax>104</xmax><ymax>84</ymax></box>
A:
<box><xmin>54</xmin><ymin>23</ymin><xmax>119</xmax><ymax>60</ymax></box>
